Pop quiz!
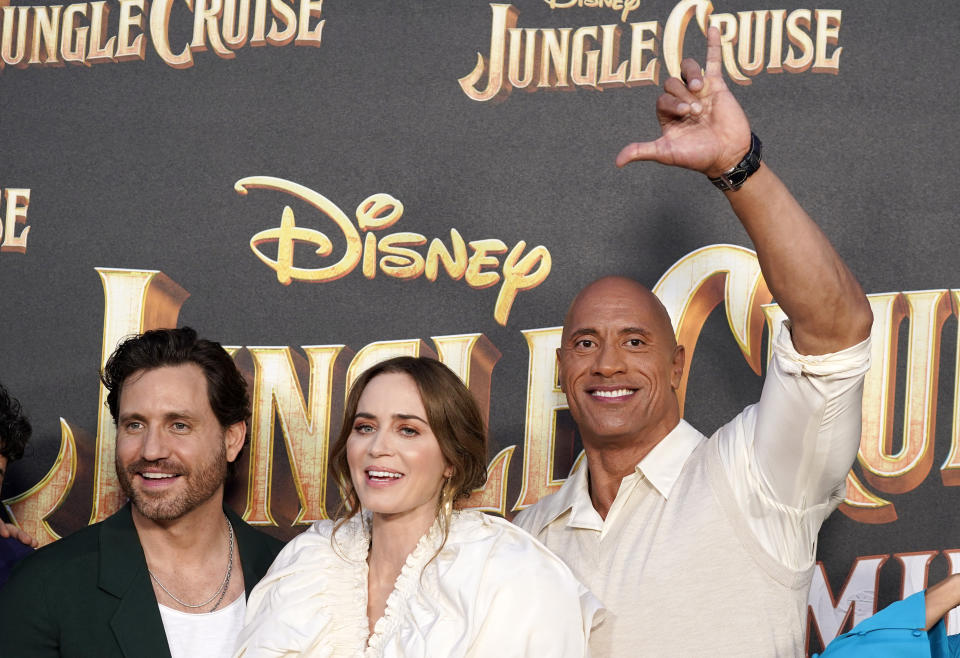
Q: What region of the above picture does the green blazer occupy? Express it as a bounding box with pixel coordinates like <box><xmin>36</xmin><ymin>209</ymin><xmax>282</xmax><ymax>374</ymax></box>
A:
<box><xmin>0</xmin><ymin>503</ymin><xmax>284</xmax><ymax>657</ymax></box>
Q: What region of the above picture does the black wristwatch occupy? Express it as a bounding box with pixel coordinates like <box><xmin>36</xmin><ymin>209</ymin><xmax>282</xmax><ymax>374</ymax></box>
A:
<box><xmin>709</xmin><ymin>133</ymin><xmax>762</xmax><ymax>191</ymax></box>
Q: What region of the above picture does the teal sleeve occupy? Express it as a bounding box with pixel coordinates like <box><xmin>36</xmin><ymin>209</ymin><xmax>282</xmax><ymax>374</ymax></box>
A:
<box><xmin>927</xmin><ymin>618</ymin><xmax>960</xmax><ymax>658</ymax></box>
<box><xmin>814</xmin><ymin>591</ymin><xmax>931</xmax><ymax>658</ymax></box>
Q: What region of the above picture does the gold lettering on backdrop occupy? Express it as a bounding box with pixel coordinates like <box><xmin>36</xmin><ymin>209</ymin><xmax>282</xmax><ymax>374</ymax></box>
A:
<box><xmin>783</xmin><ymin>8</ymin><xmax>814</xmax><ymax>72</ymax></box>
<box><xmin>600</xmin><ymin>24</ymin><xmax>627</xmax><ymax>87</ymax></box>
<box><xmin>807</xmin><ymin>555</ymin><xmax>888</xmax><ymax>646</ymax></box>
<box><xmin>802</xmin><ymin>550</ymin><xmax>960</xmax><ymax>644</ymax></box>
<box><xmin>459</xmin><ymin>4</ymin><xmax>518</xmax><ymax>102</ymax></box>
<box><xmin>89</xmin><ymin>269</ymin><xmax>190</xmax><ymax>523</ymax></box>
<box><xmin>4</xmin><ymin>420</ymin><xmax>77</xmax><ymax>546</ymax></box>
<box><xmin>0</xmin><ymin>0</ymin><xmax>323</xmax><ymax>70</ymax></box>
<box><xmin>463</xmin><ymin>446</ymin><xmax>515</xmax><ymax>517</ymax></box>
<box><xmin>542</xmin><ymin>0</ymin><xmax>643</xmax><ymax>23</ymax></box>
<box><xmin>28</xmin><ymin>3</ymin><xmax>63</xmax><ymax>65</ymax></box>
<box><xmin>812</xmin><ymin>8</ymin><xmax>841</xmax><ymax>73</ymax></box>
<box><xmin>651</xmin><ymin>244</ymin><xmax>770</xmax><ymax>414</ymax></box>
<box><xmin>838</xmin><ymin>472</ymin><xmax>897</xmax><ymax>524</ymax></box>
<box><xmin>61</xmin><ymin>4</ymin><xmax>90</xmax><ymax>65</ymax></box>
<box><xmin>13</xmin><ymin>253</ymin><xmax>960</xmax><ymax>536</ymax></box>
<box><xmin>115</xmin><ymin>0</ymin><xmax>148</xmax><ymax>61</ymax></box>
<box><xmin>894</xmin><ymin>551</ymin><xmax>938</xmax><ymax>600</ymax></box>
<box><xmin>190</xmin><ymin>0</ymin><xmax>235</xmax><ymax>58</ymax></box>
<box><xmin>944</xmin><ymin>551</ymin><xmax>960</xmax><ymax>634</ymax></box>
<box><xmin>432</xmin><ymin>334</ymin><xmax>502</xmax><ymax>430</ymax></box>
<box><xmin>0</xmin><ymin>188</ymin><xmax>31</xmax><ymax>253</ymax></box>
<box><xmin>243</xmin><ymin>345</ymin><xmax>346</xmax><ymax>526</ymax></box>
<box><xmin>237</xmin><ymin>176</ymin><xmax>551</xmax><ymax>327</ymax></box>
<box><xmin>661</xmin><ymin>0</ymin><xmax>711</xmax><ymax>80</ymax></box>
<box><xmin>86</xmin><ymin>1</ymin><xmax>116</xmax><ymax>63</ymax></box>
<box><xmin>858</xmin><ymin>291</ymin><xmax>952</xmax><ymax>494</ymax></box>
<box><xmin>345</xmin><ymin>339</ymin><xmax>429</xmax><ymax>393</ymax></box>
<box><xmin>627</xmin><ymin>20</ymin><xmax>660</xmax><ymax>85</ymax></box>
<box><xmin>1</xmin><ymin>5</ymin><xmax>30</xmax><ymax>67</ymax></box>
<box><xmin>942</xmin><ymin>290</ymin><xmax>960</xmax><ymax>483</ymax></box>
<box><xmin>460</xmin><ymin>2</ymin><xmax>843</xmax><ymax>101</ymax></box>
<box><xmin>513</xmin><ymin>327</ymin><xmax>566</xmax><ymax>511</ymax></box>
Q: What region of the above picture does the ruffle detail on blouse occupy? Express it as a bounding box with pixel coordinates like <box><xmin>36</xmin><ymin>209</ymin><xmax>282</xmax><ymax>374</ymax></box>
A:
<box><xmin>235</xmin><ymin>518</ymin><xmax>371</xmax><ymax>657</ymax></box>
<box><xmin>364</xmin><ymin>515</ymin><xmax>448</xmax><ymax>656</ymax></box>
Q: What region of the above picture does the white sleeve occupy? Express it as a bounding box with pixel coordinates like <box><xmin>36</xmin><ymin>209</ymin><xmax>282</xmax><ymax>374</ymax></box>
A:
<box><xmin>465</xmin><ymin>528</ymin><xmax>603</xmax><ymax>658</ymax></box>
<box><xmin>715</xmin><ymin>321</ymin><xmax>871</xmax><ymax>570</ymax></box>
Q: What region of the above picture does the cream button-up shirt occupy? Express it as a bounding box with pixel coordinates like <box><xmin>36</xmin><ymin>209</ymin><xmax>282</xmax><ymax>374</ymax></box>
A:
<box><xmin>514</xmin><ymin>322</ymin><xmax>872</xmax><ymax>656</ymax></box>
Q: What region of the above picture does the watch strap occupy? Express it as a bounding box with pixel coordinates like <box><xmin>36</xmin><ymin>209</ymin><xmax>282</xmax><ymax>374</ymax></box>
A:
<box><xmin>710</xmin><ymin>133</ymin><xmax>762</xmax><ymax>191</ymax></box>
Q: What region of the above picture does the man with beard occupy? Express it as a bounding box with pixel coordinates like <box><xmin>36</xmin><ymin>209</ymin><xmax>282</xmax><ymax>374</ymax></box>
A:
<box><xmin>0</xmin><ymin>327</ymin><xmax>283</xmax><ymax>657</ymax></box>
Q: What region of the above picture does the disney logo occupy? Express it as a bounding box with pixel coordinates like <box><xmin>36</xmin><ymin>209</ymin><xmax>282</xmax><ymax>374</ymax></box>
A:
<box><xmin>235</xmin><ymin>176</ymin><xmax>552</xmax><ymax>325</ymax></box>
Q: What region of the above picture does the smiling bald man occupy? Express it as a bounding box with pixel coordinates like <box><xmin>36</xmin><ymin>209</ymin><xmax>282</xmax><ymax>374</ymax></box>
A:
<box><xmin>514</xmin><ymin>29</ymin><xmax>874</xmax><ymax>656</ymax></box>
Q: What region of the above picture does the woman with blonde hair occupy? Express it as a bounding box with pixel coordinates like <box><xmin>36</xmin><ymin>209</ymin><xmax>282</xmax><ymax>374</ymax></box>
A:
<box><xmin>236</xmin><ymin>356</ymin><xmax>601</xmax><ymax>657</ymax></box>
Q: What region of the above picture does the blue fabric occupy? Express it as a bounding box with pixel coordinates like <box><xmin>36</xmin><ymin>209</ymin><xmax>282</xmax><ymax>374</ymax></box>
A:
<box><xmin>0</xmin><ymin>535</ymin><xmax>33</xmax><ymax>589</ymax></box>
<box><xmin>815</xmin><ymin>591</ymin><xmax>960</xmax><ymax>658</ymax></box>
<box><xmin>929</xmin><ymin>620</ymin><xmax>960</xmax><ymax>658</ymax></box>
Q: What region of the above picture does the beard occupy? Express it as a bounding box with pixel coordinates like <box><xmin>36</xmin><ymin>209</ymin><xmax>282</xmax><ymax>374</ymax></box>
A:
<box><xmin>116</xmin><ymin>438</ymin><xmax>228</xmax><ymax>521</ymax></box>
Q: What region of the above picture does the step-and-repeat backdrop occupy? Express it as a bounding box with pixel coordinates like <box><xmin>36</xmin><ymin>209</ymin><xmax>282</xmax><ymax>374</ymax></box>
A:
<box><xmin>1</xmin><ymin>0</ymin><xmax>956</xmax><ymax>653</ymax></box>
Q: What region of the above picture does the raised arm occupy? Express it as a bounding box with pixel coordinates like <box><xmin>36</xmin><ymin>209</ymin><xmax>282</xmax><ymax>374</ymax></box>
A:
<box><xmin>616</xmin><ymin>27</ymin><xmax>872</xmax><ymax>355</ymax></box>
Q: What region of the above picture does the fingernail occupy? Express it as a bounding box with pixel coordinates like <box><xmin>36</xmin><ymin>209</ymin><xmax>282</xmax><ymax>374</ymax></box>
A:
<box><xmin>678</xmin><ymin>102</ymin><xmax>690</xmax><ymax>114</ymax></box>
<box><xmin>690</xmin><ymin>79</ymin><xmax>703</xmax><ymax>91</ymax></box>
<box><xmin>691</xmin><ymin>102</ymin><xmax>702</xmax><ymax>114</ymax></box>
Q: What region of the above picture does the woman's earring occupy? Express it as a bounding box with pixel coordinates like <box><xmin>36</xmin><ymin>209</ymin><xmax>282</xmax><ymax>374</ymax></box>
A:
<box><xmin>440</xmin><ymin>478</ymin><xmax>455</xmax><ymax>531</ymax></box>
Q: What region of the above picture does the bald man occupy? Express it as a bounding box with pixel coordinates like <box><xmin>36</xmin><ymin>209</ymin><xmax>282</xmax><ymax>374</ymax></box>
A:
<box><xmin>513</xmin><ymin>29</ymin><xmax>874</xmax><ymax>656</ymax></box>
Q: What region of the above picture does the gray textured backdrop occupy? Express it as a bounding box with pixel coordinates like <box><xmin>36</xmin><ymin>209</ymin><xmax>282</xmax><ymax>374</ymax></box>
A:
<box><xmin>1</xmin><ymin>0</ymin><xmax>958</xmax><ymax>652</ymax></box>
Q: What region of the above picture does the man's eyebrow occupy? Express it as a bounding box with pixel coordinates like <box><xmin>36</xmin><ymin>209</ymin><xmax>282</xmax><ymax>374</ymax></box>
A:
<box><xmin>619</xmin><ymin>327</ymin><xmax>653</xmax><ymax>336</ymax></box>
<box><xmin>163</xmin><ymin>411</ymin><xmax>198</xmax><ymax>422</ymax></box>
<box><xmin>568</xmin><ymin>328</ymin><xmax>598</xmax><ymax>340</ymax></box>
<box><xmin>567</xmin><ymin>326</ymin><xmax>653</xmax><ymax>339</ymax></box>
<box><xmin>117</xmin><ymin>411</ymin><xmax>199</xmax><ymax>423</ymax></box>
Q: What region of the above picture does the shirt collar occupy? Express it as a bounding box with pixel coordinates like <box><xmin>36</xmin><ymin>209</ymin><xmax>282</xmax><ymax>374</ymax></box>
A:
<box><xmin>519</xmin><ymin>456</ymin><xmax>593</xmax><ymax>534</ymax></box>
<box><xmin>519</xmin><ymin>420</ymin><xmax>706</xmax><ymax>534</ymax></box>
<box><xmin>635</xmin><ymin>419</ymin><xmax>704</xmax><ymax>499</ymax></box>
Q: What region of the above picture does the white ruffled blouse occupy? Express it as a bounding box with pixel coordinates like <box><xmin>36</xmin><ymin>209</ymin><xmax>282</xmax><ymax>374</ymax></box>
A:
<box><xmin>235</xmin><ymin>510</ymin><xmax>602</xmax><ymax>657</ymax></box>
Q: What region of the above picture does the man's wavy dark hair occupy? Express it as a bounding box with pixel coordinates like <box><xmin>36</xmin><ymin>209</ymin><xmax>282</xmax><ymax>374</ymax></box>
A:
<box><xmin>100</xmin><ymin>327</ymin><xmax>251</xmax><ymax>469</ymax></box>
<box><xmin>0</xmin><ymin>383</ymin><xmax>31</xmax><ymax>463</ymax></box>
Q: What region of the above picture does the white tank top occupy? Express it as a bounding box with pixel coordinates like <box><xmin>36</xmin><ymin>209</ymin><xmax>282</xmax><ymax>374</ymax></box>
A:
<box><xmin>158</xmin><ymin>594</ymin><xmax>246</xmax><ymax>658</ymax></box>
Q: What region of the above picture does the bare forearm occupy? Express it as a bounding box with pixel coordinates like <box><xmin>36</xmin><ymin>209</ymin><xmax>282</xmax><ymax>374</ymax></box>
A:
<box><xmin>724</xmin><ymin>163</ymin><xmax>872</xmax><ymax>355</ymax></box>
<box><xmin>925</xmin><ymin>573</ymin><xmax>960</xmax><ymax>630</ymax></box>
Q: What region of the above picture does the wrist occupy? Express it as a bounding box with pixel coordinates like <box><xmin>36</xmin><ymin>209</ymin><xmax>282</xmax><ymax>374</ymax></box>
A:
<box><xmin>708</xmin><ymin>133</ymin><xmax>762</xmax><ymax>191</ymax></box>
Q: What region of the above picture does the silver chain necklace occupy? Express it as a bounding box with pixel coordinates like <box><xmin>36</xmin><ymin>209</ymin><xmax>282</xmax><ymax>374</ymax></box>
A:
<box><xmin>149</xmin><ymin>514</ymin><xmax>235</xmax><ymax>612</ymax></box>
